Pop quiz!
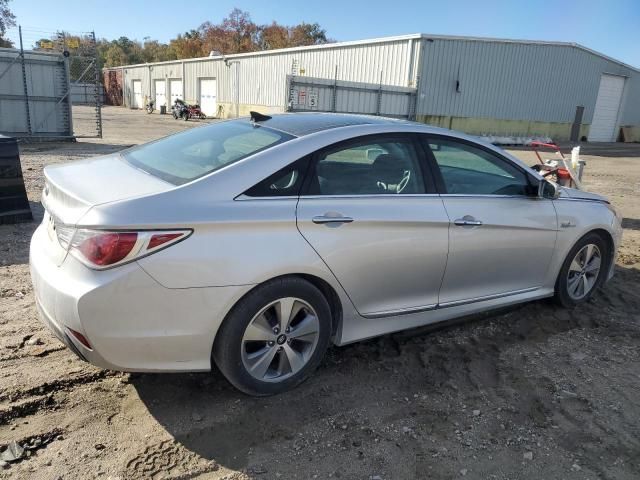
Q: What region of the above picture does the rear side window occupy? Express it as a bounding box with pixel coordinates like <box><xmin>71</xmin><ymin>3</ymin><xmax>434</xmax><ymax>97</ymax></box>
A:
<box><xmin>427</xmin><ymin>138</ymin><xmax>530</xmax><ymax>196</ymax></box>
<box><xmin>244</xmin><ymin>157</ymin><xmax>310</xmax><ymax>197</ymax></box>
<box><xmin>305</xmin><ymin>136</ymin><xmax>426</xmax><ymax>195</ymax></box>
<box><xmin>123</xmin><ymin>121</ymin><xmax>293</xmax><ymax>185</ymax></box>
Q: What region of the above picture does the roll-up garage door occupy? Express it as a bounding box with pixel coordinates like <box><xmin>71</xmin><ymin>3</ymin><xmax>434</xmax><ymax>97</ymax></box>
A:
<box><xmin>199</xmin><ymin>79</ymin><xmax>217</xmax><ymax>117</ymax></box>
<box><xmin>588</xmin><ymin>74</ymin><xmax>625</xmax><ymax>142</ymax></box>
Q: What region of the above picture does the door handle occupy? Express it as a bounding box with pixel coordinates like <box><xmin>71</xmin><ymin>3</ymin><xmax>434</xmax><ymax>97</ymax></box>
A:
<box><xmin>312</xmin><ymin>215</ymin><xmax>354</xmax><ymax>225</ymax></box>
<box><xmin>454</xmin><ymin>216</ymin><xmax>483</xmax><ymax>227</ymax></box>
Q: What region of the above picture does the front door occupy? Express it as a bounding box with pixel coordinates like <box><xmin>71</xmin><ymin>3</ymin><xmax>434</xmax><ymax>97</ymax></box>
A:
<box><xmin>297</xmin><ymin>134</ymin><xmax>449</xmax><ymax>316</ymax></box>
<box><xmin>424</xmin><ymin>136</ymin><xmax>558</xmax><ymax>305</ymax></box>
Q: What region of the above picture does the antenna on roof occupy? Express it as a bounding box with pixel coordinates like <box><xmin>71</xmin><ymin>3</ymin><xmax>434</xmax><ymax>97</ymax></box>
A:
<box><xmin>250</xmin><ymin>111</ymin><xmax>272</xmax><ymax>123</ymax></box>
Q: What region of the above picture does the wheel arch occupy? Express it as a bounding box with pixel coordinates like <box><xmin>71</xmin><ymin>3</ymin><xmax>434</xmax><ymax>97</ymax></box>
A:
<box><xmin>555</xmin><ymin>227</ymin><xmax>616</xmax><ymax>286</ymax></box>
<box><xmin>212</xmin><ymin>273</ymin><xmax>344</xmax><ymax>354</ymax></box>
<box><xmin>589</xmin><ymin>227</ymin><xmax>616</xmax><ymax>273</ymax></box>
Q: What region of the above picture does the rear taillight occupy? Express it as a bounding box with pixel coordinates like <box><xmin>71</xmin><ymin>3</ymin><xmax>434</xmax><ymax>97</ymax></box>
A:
<box><xmin>56</xmin><ymin>227</ymin><xmax>191</xmax><ymax>269</ymax></box>
<box><xmin>78</xmin><ymin>232</ymin><xmax>138</xmax><ymax>266</ymax></box>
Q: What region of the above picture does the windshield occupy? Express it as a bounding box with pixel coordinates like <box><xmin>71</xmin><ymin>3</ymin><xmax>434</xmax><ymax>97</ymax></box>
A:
<box><xmin>123</xmin><ymin>121</ymin><xmax>293</xmax><ymax>185</ymax></box>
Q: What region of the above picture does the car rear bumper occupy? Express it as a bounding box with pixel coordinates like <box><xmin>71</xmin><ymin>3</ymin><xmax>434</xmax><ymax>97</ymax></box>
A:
<box><xmin>29</xmin><ymin>223</ymin><xmax>253</xmax><ymax>372</ymax></box>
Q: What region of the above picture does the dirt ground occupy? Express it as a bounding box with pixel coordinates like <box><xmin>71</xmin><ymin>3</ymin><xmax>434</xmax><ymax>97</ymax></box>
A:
<box><xmin>1</xmin><ymin>106</ymin><xmax>639</xmax><ymax>480</ymax></box>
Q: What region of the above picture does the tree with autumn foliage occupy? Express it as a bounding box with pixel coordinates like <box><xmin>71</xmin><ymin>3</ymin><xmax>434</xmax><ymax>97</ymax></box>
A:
<box><xmin>169</xmin><ymin>8</ymin><xmax>331</xmax><ymax>60</ymax></box>
<box><xmin>28</xmin><ymin>8</ymin><xmax>331</xmax><ymax>67</ymax></box>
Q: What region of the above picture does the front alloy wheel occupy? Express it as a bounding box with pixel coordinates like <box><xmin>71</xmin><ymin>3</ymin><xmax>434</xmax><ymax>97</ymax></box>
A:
<box><xmin>555</xmin><ymin>232</ymin><xmax>608</xmax><ymax>307</ymax></box>
<box><xmin>566</xmin><ymin>244</ymin><xmax>601</xmax><ymax>300</ymax></box>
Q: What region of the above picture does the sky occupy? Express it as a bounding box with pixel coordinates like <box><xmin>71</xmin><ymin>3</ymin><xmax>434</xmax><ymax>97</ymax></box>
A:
<box><xmin>7</xmin><ymin>0</ymin><xmax>640</xmax><ymax>67</ymax></box>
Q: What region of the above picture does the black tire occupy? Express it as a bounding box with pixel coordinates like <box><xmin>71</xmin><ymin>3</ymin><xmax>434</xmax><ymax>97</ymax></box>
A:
<box><xmin>554</xmin><ymin>232</ymin><xmax>609</xmax><ymax>308</ymax></box>
<box><xmin>183</xmin><ymin>114</ymin><xmax>189</xmax><ymax>121</ymax></box>
<box><xmin>213</xmin><ymin>277</ymin><xmax>332</xmax><ymax>396</ymax></box>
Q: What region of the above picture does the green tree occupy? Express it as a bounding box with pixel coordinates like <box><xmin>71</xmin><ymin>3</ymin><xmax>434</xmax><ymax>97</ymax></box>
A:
<box><xmin>0</xmin><ymin>0</ymin><xmax>16</xmax><ymax>47</ymax></box>
<box><xmin>289</xmin><ymin>22</ymin><xmax>328</xmax><ymax>46</ymax></box>
<box><xmin>169</xmin><ymin>30</ymin><xmax>205</xmax><ymax>59</ymax></box>
<box><xmin>142</xmin><ymin>38</ymin><xmax>177</xmax><ymax>63</ymax></box>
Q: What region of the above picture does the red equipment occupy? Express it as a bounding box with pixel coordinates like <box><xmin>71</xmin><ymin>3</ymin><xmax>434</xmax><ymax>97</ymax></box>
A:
<box><xmin>530</xmin><ymin>141</ymin><xmax>574</xmax><ymax>187</ymax></box>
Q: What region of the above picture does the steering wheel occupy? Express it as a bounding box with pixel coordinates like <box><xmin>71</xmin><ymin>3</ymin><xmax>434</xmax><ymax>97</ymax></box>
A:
<box><xmin>396</xmin><ymin>170</ymin><xmax>411</xmax><ymax>193</ymax></box>
<box><xmin>270</xmin><ymin>171</ymin><xmax>298</xmax><ymax>190</ymax></box>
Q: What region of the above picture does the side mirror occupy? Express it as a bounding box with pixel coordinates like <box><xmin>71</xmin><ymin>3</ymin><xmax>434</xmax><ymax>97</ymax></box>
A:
<box><xmin>538</xmin><ymin>179</ymin><xmax>560</xmax><ymax>199</ymax></box>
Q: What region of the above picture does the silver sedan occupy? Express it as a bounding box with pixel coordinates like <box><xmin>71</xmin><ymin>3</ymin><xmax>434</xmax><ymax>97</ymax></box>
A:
<box><xmin>29</xmin><ymin>113</ymin><xmax>622</xmax><ymax>395</ymax></box>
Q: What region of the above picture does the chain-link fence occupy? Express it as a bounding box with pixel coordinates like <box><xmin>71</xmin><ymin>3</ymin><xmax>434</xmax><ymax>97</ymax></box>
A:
<box><xmin>3</xmin><ymin>26</ymin><xmax>103</xmax><ymax>139</ymax></box>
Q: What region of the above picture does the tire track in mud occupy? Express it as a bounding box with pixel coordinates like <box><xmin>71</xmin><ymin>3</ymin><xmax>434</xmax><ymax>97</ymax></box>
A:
<box><xmin>124</xmin><ymin>439</ymin><xmax>219</xmax><ymax>479</ymax></box>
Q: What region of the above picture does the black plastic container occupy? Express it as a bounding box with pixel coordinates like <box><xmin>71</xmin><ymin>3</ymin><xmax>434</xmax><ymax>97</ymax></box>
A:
<box><xmin>0</xmin><ymin>135</ymin><xmax>33</xmax><ymax>224</ymax></box>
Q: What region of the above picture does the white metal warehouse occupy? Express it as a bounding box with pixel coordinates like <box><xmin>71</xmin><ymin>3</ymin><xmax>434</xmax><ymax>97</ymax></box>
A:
<box><xmin>110</xmin><ymin>33</ymin><xmax>640</xmax><ymax>142</ymax></box>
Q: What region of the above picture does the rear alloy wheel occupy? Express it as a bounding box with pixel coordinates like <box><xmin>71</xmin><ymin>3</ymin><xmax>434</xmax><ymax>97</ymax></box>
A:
<box><xmin>213</xmin><ymin>278</ymin><xmax>332</xmax><ymax>396</ymax></box>
<box><xmin>241</xmin><ymin>298</ymin><xmax>320</xmax><ymax>382</ymax></box>
<box><xmin>555</xmin><ymin>233</ymin><xmax>608</xmax><ymax>307</ymax></box>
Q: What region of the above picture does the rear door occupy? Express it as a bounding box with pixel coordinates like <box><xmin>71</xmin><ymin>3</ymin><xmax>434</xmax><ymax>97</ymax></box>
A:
<box><xmin>296</xmin><ymin>134</ymin><xmax>449</xmax><ymax>317</ymax></box>
<box><xmin>423</xmin><ymin>136</ymin><xmax>557</xmax><ymax>305</ymax></box>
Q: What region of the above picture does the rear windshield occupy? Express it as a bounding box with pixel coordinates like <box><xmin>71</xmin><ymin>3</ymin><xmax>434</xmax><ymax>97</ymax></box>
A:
<box><xmin>123</xmin><ymin>121</ymin><xmax>293</xmax><ymax>185</ymax></box>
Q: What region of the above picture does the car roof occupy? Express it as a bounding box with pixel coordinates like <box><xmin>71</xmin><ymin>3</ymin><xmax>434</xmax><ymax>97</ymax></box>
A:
<box><xmin>252</xmin><ymin>112</ymin><xmax>411</xmax><ymax>137</ymax></box>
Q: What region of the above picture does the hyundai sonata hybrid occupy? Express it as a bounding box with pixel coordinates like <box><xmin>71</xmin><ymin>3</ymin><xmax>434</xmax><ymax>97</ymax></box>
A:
<box><xmin>30</xmin><ymin>113</ymin><xmax>622</xmax><ymax>395</ymax></box>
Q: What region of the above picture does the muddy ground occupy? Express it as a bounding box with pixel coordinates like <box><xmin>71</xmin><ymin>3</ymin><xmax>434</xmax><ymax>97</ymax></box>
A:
<box><xmin>1</xmin><ymin>107</ymin><xmax>639</xmax><ymax>480</ymax></box>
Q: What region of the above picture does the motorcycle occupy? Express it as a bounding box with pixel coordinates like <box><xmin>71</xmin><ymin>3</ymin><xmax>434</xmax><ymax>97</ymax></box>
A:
<box><xmin>145</xmin><ymin>96</ymin><xmax>155</xmax><ymax>114</ymax></box>
<box><xmin>171</xmin><ymin>99</ymin><xmax>187</xmax><ymax>120</ymax></box>
<box><xmin>171</xmin><ymin>99</ymin><xmax>206</xmax><ymax>121</ymax></box>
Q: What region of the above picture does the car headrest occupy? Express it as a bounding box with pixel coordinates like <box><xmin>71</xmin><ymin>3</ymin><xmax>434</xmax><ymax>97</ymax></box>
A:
<box><xmin>372</xmin><ymin>154</ymin><xmax>404</xmax><ymax>180</ymax></box>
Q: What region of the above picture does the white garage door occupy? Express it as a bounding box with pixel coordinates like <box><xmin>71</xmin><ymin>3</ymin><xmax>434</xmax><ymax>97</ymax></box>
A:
<box><xmin>154</xmin><ymin>80</ymin><xmax>166</xmax><ymax>109</ymax></box>
<box><xmin>131</xmin><ymin>80</ymin><xmax>142</xmax><ymax>109</ymax></box>
<box><xmin>169</xmin><ymin>79</ymin><xmax>183</xmax><ymax>104</ymax></box>
<box><xmin>199</xmin><ymin>78</ymin><xmax>217</xmax><ymax>117</ymax></box>
<box><xmin>588</xmin><ymin>74</ymin><xmax>625</xmax><ymax>142</ymax></box>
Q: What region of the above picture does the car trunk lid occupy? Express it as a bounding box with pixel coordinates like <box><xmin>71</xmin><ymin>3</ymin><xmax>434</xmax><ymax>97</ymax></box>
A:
<box><xmin>40</xmin><ymin>153</ymin><xmax>174</xmax><ymax>266</ymax></box>
<box><xmin>42</xmin><ymin>153</ymin><xmax>173</xmax><ymax>225</ymax></box>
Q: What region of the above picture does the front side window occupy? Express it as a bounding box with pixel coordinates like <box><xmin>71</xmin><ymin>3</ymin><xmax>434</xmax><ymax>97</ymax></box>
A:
<box><xmin>305</xmin><ymin>137</ymin><xmax>426</xmax><ymax>195</ymax></box>
<box><xmin>427</xmin><ymin>138</ymin><xmax>530</xmax><ymax>196</ymax></box>
<box><xmin>123</xmin><ymin>121</ymin><xmax>293</xmax><ymax>185</ymax></box>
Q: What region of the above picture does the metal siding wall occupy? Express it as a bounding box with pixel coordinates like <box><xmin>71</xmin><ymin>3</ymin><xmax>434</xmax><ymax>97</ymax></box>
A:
<box><xmin>116</xmin><ymin>37</ymin><xmax>639</xmax><ymax>126</ymax></box>
<box><xmin>121</xmin><ymin>39</ymin><xmax>416</xmax><ymax>113</ymax></box>
<box><xmin>184</xmin><ymin>60</ymin><xmax>228</xmax><ymax>104</ymax></box>
<box><xmin>289</xmin><ymin>75</ymin><xmax>415</xmax><ymax>117</ymax></box>
<box><xmin>122</xmin><ymin>65</ymin><xmax>149</xmax><ymax>107</ymax></box>
<box><xmin>0</xmin><ymin>49</ymin><xmax>70</xmax><ymax>135</ymax></box>
<box><xmin>620</xmin><ymin>73</ymin><xmax>640</xmax><ymax>124</ymax></box>
<box><xmin>417</xmin><ymin>38</ymin><xmax>639</xmax><ymax>124</ymax></box>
